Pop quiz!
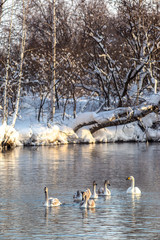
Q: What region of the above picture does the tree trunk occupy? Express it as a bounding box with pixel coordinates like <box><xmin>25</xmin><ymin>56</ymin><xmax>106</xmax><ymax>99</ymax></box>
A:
<box><xmin>2</xmin><ymin>0</ymin><xmax>14</xmax><ymax>124</ymax></box>
<box><xmin>12</xmin><ymin>0</ymin><xmax>28</xmax><ymax>127</ymax></box>
<box><xmin>50</xmin><ymin>0</ymin><xmax>56</xmax><ymax>121</ymax></box>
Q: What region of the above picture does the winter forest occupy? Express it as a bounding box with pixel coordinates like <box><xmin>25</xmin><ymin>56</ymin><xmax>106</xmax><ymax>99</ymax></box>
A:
<box><xmin>0</xmin><ymin>0</ymin><xmax>160</xmax><ymax>149</ymax></box>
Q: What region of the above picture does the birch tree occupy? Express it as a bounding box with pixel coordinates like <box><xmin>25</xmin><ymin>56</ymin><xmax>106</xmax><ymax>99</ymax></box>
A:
<box><xmin>2</xmin><ymin>0</ymin><xmax>14</xmax><ymax>124</ymax></box>
<box><xmin>50</xmin><ymin>0</ymin><xmax>56</xmax><ymax>122</ymax></box>
<box><xmin>12</xmin><ymin>0</ymin><xmax>29</xmax><ymax>127</ymax></box>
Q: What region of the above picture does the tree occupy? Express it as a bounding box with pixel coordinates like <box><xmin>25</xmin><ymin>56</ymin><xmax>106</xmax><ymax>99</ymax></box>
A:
<box><xmin>23</xmin><ymin>0</ymin><xmax>76</xmax><ymax>120</ymax></box>
<box><xmin>2</xmin><ymin>0</ymin><xmax>14</xmax><ymax>124</ymax></box>
<box><xmin>115</xmin><ymin>0</ymin><xmax>160</xmax><ymax>99</ymax></box>
<box><xmin>12</xmin><ymin>0</ymin><xmax>29</xmax><ymax>127</ymax></box>
<box><xmin>50</xmin><ymin>0</ymin><xmax>56</xmax><ymax>122</ymax></box>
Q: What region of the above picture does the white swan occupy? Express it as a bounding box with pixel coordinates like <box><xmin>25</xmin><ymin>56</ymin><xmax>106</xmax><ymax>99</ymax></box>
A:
<box><xmin>80</xmin><ymin>191</ymin><xmax>95</xmax><ymax>209</ymax></box>
<box><xmin>90</xmin><ymin>181</ymin><xmax>98</xmax><ymax>199</ymax></box>
<box><xmin>85</xmin><ymin>188</ymin><xmax>92</xmax><ymax>199</ymax></box>
<box><xmin>98</xmin><ymin>180</ymin><xmax>111</xmax><ymax>196</ymax></box>
<box><xmin>126</xmin><ymin>176</ymin><xmax>141</xmax><ymax>195</ymax></box>
<box><xmin>44</xmin><ymin>187</ymin><xmax>62</xmax><ymax>207</ymax></box>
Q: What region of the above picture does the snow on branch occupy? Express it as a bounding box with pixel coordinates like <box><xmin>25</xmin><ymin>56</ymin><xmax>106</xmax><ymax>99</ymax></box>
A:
<box><xmin>72</xmin><ymin>94</ymin><xmax>160</xmax><ymax>133</ymax></box>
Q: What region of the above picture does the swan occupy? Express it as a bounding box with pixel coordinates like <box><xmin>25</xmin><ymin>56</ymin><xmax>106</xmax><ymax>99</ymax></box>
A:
<box><xmin>74</xmin><ymin>188</ymin><xmax>91</xmax><ymax>203</ymax></box>
<box><xmin>98</xmin><ymin>180</ymin><xmax>111</xmax><ymax>196</ymax></box>
<box><xmin>85</xmin><ymin>188</ymin><xmax>92</xmax><ymax>199</ymax></box>
<box><xmin>80</xmin><ymin>191</ymin><xmax>95</xmax><ymax>209</ymax></box>
<box><xmin>44</xmin><ymin>187</ymin><xmax>62</xmax><ymax>207</ymax></box>
<box><xmin>80</xmin><ymin>191</ymin><xmax>87</xmax><ymax>208</ymax></box>
<box><xmin>90</xmin><ymin>181</ymin><xmax>98</xmax><ymax>199</ymax></box>
<box><xmin>73</xmin><ymin>190</ymin><xmax>82</xmax><ymax>202</ymax></box>
<box><xmin>126</xmin><ymin>176</ymin><xmax>141</xmax><ymax>195</ymax></box>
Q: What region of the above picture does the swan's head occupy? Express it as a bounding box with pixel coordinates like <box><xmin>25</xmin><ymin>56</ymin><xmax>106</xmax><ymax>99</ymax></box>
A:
<box><xmin>105</xmin><ymin>180</ymin><xmax>110</xmax><ymax>186</ymax></box>
<box><xmin>93</xmin><ymin>181</ymin><xmax>97</xmax><ymax>186</ymax></box>
<box><xmin>126</xmin><ymin>176</ymin><xmax>134</xmax><ymax>181</ymax></box>
<box><xmin>44</xmin><ymin>186</ymin><xmax>48</xmax><ymax>193</ymax></box>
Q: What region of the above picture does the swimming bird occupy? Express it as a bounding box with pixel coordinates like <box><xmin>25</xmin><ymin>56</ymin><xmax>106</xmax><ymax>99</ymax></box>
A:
<box><xmin>85</xmin><ymin>188</ymin><xmax>92</xmax><ymax>199</ymax></box>
<box><xmin>126</xmin><ymin>176</ymin><xmax>141</xmax><ymax>195</ymax></box>
<box><xmin>44</xmin><ymin>187</ymin><xmax>62</xmax><ymax>207</ymax></box>
<box><xmin>74</xmin><ymin>188</ymin><xmax>91</xmax><ymax>203</ymax></box>
<box><xmin>73</xmin><ymin>190</ymin><xmax>82</xmax><ymax>202</ymax></box>
<box><xmin>80</xmin><ymin>191</ymin><xmax>87</xmax><ymax>208</ymax></box>
<box><xmin>80</xmin><ymin>191</ymin><xmax>95</xmax><ymax>209</ymax></box>
<box><xmin>90</xmin><ymin>181</ymin><xmax>98</xmax><ymax>199</ymax></box>
<box><xmin>98</xmin><ymin>180</ymin><xmax>111</xmax><ymax>196</ymax></box>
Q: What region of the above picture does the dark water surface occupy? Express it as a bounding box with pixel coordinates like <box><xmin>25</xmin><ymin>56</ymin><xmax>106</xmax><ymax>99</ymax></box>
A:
<box><xmin>0</xmin><ymin>143</ymin><xmax>160</xmax><ymax>239</ymax></box>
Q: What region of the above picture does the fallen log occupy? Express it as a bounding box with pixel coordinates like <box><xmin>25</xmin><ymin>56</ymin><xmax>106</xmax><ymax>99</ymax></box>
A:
<box><xmin>72</xmin><ymin>94</ymin><xmax>160</xmax><ymax>134</ymax></box>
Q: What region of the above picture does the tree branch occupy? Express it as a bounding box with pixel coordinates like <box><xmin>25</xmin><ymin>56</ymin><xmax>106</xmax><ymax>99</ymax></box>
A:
<box><xmin>72</xmin><ymin>95</ymin><xmax>160</xmax><ymax>133</ymax></box>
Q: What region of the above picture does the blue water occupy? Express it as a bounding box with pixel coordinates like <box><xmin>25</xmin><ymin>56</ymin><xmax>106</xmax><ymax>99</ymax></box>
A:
<box><xmin>0</xmin><ymin>143</ymin><xmax>160</xmax><ymax>239</ymax></box>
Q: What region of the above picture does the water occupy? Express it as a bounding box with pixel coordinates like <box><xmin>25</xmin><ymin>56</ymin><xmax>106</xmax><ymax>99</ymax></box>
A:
<box><xmin>0</xmin><ymin>143</ymin><xmax>160</xmax><ymax>239</ymax></box>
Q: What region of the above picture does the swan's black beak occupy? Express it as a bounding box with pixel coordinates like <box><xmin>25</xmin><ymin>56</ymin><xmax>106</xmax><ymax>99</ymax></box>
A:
<box><xmin>126</xmin><ymin>177</ymin><xmax>129</xmax><ymax>180</ymax></box>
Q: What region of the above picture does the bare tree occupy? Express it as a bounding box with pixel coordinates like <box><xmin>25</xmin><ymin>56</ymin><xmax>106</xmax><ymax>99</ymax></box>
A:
<box><xmin>115</xmin><ymin>0</ymin><xmax>160</xmax><ymax>100</ymax></box>
<box><xmin>12</xmin><ymin>0</ymin><xmax>29</xmax><ymax>127</ymax></box>
<box><xmin>2</xmin><ymin>0</ymin><xmax>14</xmax><ymax>124</ymax></box>
<box><xmin>50</xmin><ymin>0</ymin><xmax>56</xmax><ymax>122</ymax></box>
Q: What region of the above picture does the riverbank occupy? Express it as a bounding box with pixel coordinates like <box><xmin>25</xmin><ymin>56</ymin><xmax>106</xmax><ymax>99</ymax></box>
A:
<box><xmin>0</xmin><ymin>110</ymin><xmax>160</xmax><ymax>151</ymax></box>
<box><xmin>1</xmin><ymin>94</ymin><xmax>160</xmax><ymax>150</ymax></box>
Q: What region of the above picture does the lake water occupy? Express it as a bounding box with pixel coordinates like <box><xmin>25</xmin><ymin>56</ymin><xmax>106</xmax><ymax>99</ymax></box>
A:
<box><xmin>0</xmin><ymin>143</ymin><xmax>160</xmax><ymax>239</ymax></box>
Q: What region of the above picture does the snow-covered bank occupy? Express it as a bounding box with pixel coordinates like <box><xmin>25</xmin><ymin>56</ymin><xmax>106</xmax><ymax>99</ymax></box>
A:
<box><xmin>0</xmin><ymin>111</ymin><xmax>160</xmax><ymax>148</ymax></box>
<box><xmin>0</xmin><ymin>94</ymin><xmax>160</xmax><ymax>148</ymax></box>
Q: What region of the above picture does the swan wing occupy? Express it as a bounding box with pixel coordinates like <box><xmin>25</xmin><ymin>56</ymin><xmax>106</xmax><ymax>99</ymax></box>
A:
<box><xmin>134</xmin><ymin>187</ymin><xmax>141</xmax><ymax>195</ymax></box>
<box><xmin>88</xmin><ymin>199</ymin><xmax>95</xmax><ymax>208</ymax></box>
<box><xmin>126</xmin><ymin>187</ymin><xmax>133</xmax><ymax>194</ymax></box>
<box><xmin>49</xmin><ymin>197</ymin><xmax>61</xmax><ymax>206</ymax></box>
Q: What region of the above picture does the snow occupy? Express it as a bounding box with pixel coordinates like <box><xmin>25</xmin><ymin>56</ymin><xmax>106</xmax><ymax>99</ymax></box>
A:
<box><xmin>93</xmin><ymin>123</ymin><xmax>146</xmax><ymax>143</ymax></box>
<box><xmin>0</xmin><ymin>93</ymin><xmax>160</xmax><ymax>148</ymax></box>
<box><xmin>77</xmin><ymin>129</ymin><xmax>95</xmax><ymax>143</ymax></box>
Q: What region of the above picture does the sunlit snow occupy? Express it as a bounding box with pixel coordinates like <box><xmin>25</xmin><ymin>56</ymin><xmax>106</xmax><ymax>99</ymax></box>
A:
<box><xmin>0</xmin><ymin>93</ymin><xmax>160</xmax><ymax>147</ymax></box>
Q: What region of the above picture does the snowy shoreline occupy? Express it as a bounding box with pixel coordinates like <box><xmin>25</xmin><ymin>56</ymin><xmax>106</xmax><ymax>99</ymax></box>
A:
<box><xmin>0</xmin><ymin>111</ymin><xmax>159</xmax><ymax>150</ymax></box>
<box><xmin>1</xmin><ymin>94</ymin><xmax>160</xmax><ymax>149</ymax></box>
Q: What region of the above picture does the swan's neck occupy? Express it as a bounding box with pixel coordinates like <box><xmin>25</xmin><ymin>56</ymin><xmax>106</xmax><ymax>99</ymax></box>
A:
<box><xmin>93</xmin><ymin>185</ymin><xmax>96</xmax><ymax>194</ymax></box>
<box><xmin>131</xmin><ymin>178</ymin><xmax>135</xmax><ymax>189</ymax></box>
<box><xmin>81</xmin><ymin>196</ymin><xmax>88</xmax><ymax>208</ymax></box>
<box><xmin>104</xmin><ymin>183</ymin><xmax>108</xmax><ymax>193</ymax></box>
<box><xmin>45</xmin><ymin>191</ymin><xmax>48</xmax><ymax>204</ymax></box>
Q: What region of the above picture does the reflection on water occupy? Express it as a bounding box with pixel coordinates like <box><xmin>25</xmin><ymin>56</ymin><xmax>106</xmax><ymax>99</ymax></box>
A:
<box><xmin>0</xmin><ymin>143</ymin><xmax>160</xmax><ymax>239</ymax></box>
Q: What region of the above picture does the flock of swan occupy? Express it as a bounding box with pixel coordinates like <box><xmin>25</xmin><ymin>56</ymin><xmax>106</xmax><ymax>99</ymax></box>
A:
<box><xmin>44</xmin><ymin>176</ymin><xmax>141</xmax><ymax>208</ymax></box>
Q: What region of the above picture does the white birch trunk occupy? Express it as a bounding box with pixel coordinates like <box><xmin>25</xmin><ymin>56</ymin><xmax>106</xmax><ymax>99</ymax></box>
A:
<box><xmin>50</xmin><ymin>0</ymin><xmax>56</xmax><ymax>121</ymax></box>
<box><xmin>3</xmin><ymin>0</ymin><xmax>14</xmax><ymax>124</ymax></box>
<box><xmin>12</xmin><ymin>0</ymin><xmax>28</xmax><ymax>127</ymax></box>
